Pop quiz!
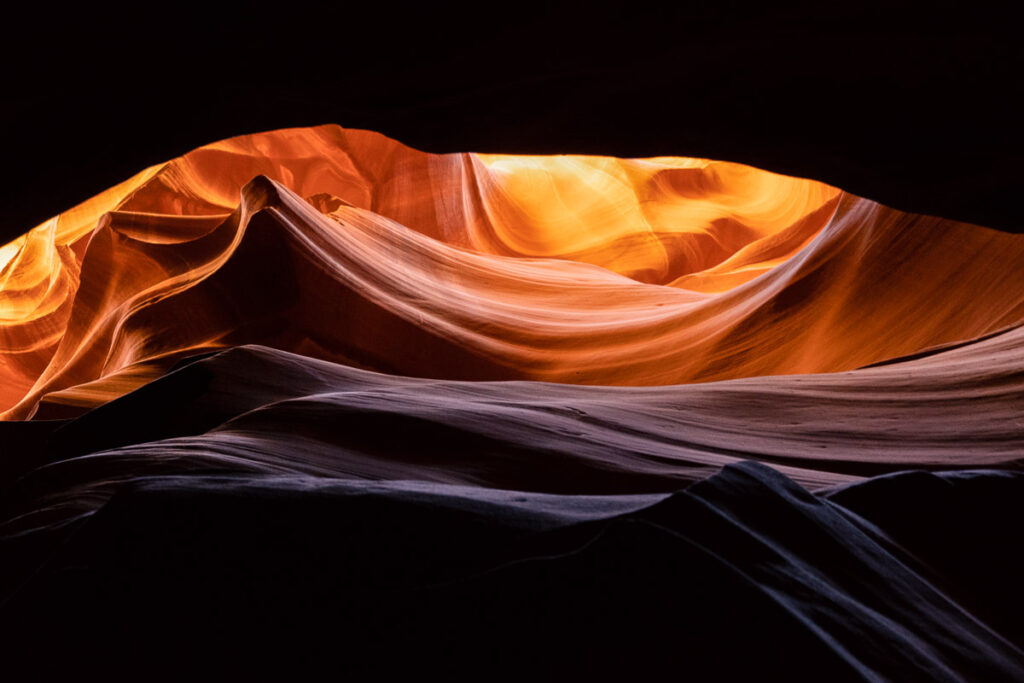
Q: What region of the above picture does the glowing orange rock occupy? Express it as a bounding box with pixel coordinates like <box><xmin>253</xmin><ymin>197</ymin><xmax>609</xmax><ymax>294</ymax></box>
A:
<box><xmin>1</xmin><ymin>125</ymin><xmax>1022</xmax><ymax>419</ymax></box>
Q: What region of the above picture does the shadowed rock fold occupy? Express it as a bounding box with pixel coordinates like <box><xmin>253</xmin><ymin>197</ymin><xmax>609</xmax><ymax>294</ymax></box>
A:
<box><xmin>1</xmin><ymin>125</ymin><xmax>1023</xmax><ymax>679</ymax></box>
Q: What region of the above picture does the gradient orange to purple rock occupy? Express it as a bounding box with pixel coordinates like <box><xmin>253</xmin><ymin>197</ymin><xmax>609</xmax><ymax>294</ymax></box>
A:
<box><xmin>2</xmin><ymin>125</ymin><xmax>1022</xmax><ymax>422</ymax></box>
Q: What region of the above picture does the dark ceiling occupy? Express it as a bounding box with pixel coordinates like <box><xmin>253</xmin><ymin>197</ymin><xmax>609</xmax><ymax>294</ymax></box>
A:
<box><xmin>2</xmin><ymin>2</ymin><xmax>1020</xmax><ymax>244</ymax></box>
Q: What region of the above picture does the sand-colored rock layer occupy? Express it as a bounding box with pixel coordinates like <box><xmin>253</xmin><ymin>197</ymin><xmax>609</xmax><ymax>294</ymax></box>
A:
<box><xmin>1</xmin><ymin>125</ymin><xmax>1023</xmax><ymax>419</ymax></box>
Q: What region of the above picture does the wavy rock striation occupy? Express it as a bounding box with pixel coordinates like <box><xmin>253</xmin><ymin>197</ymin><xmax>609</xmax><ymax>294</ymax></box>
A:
<box><xmin>2</xmin><ymin>125</ymin><xmax>1022</xmax><ymax>419</ymax></box>
<box><xmin>2</xmin><ymin>125</ymin><xmax>1024</xmax><ymax>678</ymax></box>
